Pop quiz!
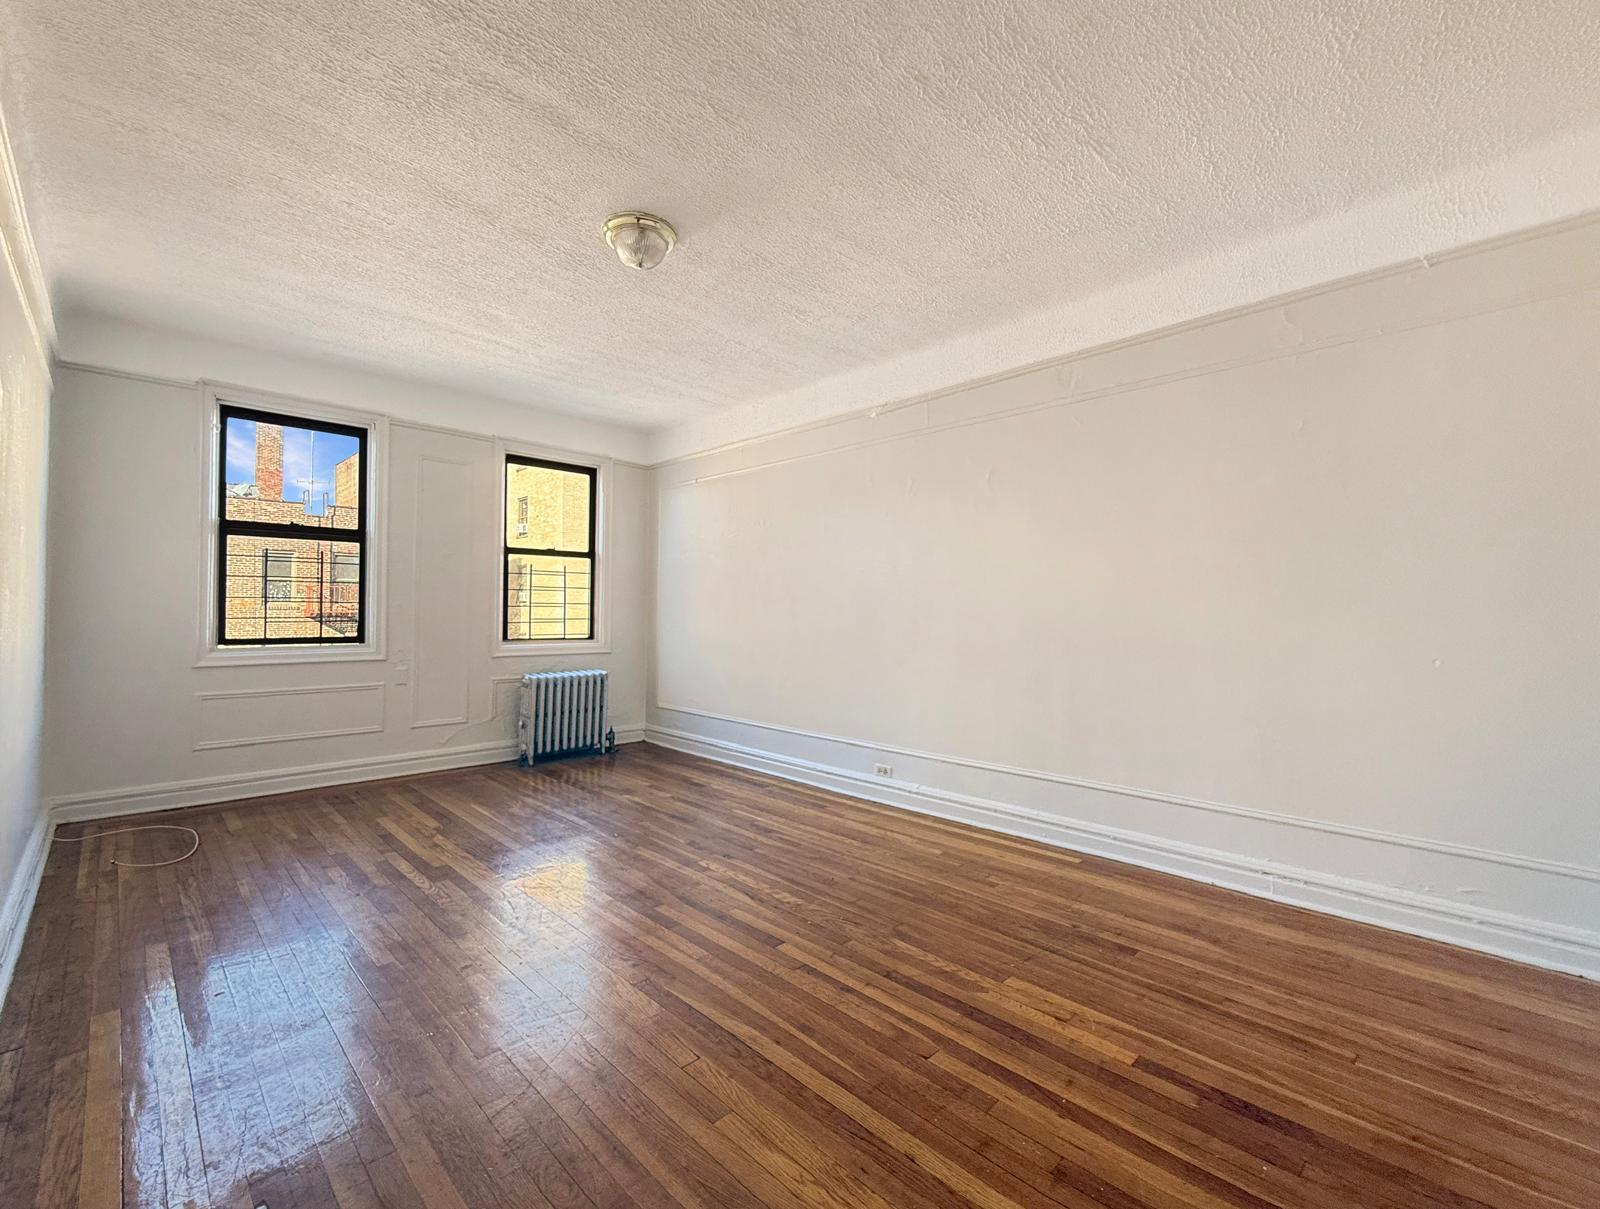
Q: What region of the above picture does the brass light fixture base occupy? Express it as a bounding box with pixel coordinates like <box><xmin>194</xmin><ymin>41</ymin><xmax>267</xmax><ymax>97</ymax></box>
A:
<box><xmin>603</xmin><ymin>212</ymin><xmax>677</xmax><ymax>269</ymax></box>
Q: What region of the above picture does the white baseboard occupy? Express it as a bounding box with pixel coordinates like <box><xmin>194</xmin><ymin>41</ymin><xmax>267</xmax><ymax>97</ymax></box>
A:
<box><xmin>0</xmin><ymin>812</ymin><xmax>53</xmax><ymax>1008</ymax></box>
<box><xmin>645</xmin><ymin>718</ymin><xmax>1600</xmax><ymax>979</ymax></box>
<box><xmin>48</xmin><ymin>724</ymin><xmax>647</xmax><ymax>824</ymax></box>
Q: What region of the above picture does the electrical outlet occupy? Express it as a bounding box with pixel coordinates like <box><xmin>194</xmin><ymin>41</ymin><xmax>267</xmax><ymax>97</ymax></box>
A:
<box><xmin>873</xmin><ymin>763</ymin><xmax>893</xmax><ymax>777</ymax></box>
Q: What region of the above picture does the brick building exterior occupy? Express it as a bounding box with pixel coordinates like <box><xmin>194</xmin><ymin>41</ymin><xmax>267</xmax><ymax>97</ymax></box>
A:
<box><xmin>504</xmin><ymin>460</ymin><xmax>593</xmax><ymax>639</ymax></box>
<box><xmin>223</xmin><ymin>423</ymin><xmax>362</xmax><ymax>641</ymax></box>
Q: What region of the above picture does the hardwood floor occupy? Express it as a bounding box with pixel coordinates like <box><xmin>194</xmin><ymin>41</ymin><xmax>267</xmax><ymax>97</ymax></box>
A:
<box><xmin>1</xmin><ymin>746</ymin><xmax>1595</xmax><ymax>1208</ymax></box>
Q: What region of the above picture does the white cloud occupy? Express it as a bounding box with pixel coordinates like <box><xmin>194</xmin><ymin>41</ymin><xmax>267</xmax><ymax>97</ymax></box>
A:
<box><xmin>224</xmin><ymin>420</ymin><xmax>255</xmax><ymax>483</ymax></box>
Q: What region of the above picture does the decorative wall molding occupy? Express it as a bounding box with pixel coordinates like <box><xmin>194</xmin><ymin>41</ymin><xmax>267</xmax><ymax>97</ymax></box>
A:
<box><xmin>661</xmin><ymin>281</ymin><xmax>1600</xmax><ymax>489</ymax></box>
<box><xmin>0</xmin><ymin>813</ymin><xmax>53</xmax><ymax>1008</ymax></box>
<box><xmin>654</xmin><ymin>704</ymin><xmax>1600</xmax><ymax>885</ymax></box>
<box><xmin>193</xmin><ymin>681</ymin><xmax>388</xmax><ymax>700</ymax></box>
<box><xmin>651</xmin><ymin>204</ymin><xmax>1600</xmax><ymax>464</ymax></box>
<box><xmin>48</xmin><ymin>741</ymin><xmax>518</xmax><ymax>822</ymax></box>
<box><xmin>193</xmin><ymin>724</ymin><xmax>387</xmax><ymax>751</ymax></box>
<box><xmin>193</xmin><ymin>681</ymin><xmax>387</xmax><ymax>750</ymax></box>
<box><xmin>410</xmin><ymin>453</ymin><xmax>477</xmax><ymax>729</ymax></box>
<box><xmin>654</xmin><ymin>212</ymin><xmax>1600</xmax><ymax>477</ymax></box>
<box><xmin>645</xmin><ymin>716</ymin><xmax>1600</xmax><ymax>979</ymax></box>
<box><xmin>489</xmin><ymin>672</ymin><xmax>522</xmax><ymax>709</ymax></box>
<box><xmin>50</xmin><ymin>728</ymin><xmax>650</xmax><ymax>825</ymax></box>
<box><xmin>51</xmin><ymin>359</ymin><xmax>192</xmax><ymax>389</ymax></box>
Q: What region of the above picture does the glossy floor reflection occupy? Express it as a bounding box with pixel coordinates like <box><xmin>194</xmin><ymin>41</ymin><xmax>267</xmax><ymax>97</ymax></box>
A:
<box><xmin>1</xmin><ymin>746</ymin><xmax>1597</xmax><ymax>1207</ymax></box>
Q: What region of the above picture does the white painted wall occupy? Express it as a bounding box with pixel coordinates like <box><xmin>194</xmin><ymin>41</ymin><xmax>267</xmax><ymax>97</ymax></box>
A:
<box><xmin>41</xmin><ymin>342</ymin><xmax>651</xmax><ymax>817</ymax></box>
<box><xmin>0</xmin><ymin>131</ymin><xmax>53</xmax><ymax>995</ymax></box>
<box><xmin>651</xmin><ymin>217</ymin><xmax>1600</xmax><ymax>975</ymax></box>
<box><xmin>58</xmin><ymin>311</ymin><xmax>650</xmax><ymax>464</ymax></box>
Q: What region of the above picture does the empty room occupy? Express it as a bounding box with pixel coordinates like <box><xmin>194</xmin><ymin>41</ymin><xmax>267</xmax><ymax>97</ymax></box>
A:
<box><xmin>0</xmin><ymin>2</ymin><xmax>1597</xmax><ymax>1206</ymax></box>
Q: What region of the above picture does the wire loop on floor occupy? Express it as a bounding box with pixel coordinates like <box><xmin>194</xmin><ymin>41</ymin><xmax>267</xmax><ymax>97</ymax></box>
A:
<box><xmin>53</xmin><ymin>824</ymin><xmax>201</xmax><ymax>868</ymax></box>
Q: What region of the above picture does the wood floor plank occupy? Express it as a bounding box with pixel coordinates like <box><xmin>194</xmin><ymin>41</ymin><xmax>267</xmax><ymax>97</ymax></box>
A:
<box><xmin>76</xmin><ymin>1009</ymin><xmax>120</xmax><ymax>1209</ymax></box>
<box><xmin>3</xmin><ymin>746</ymin><xmax>1596</xmax><ymax>1208</ymax></box>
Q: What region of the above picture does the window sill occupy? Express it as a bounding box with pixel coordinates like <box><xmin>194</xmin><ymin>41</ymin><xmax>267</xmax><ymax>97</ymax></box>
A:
<box><xmin>491</xmin><ymin>640</ymin><xmax>611</xmax><ymax>658</ymax></box>
<box><xmin>195</xmin><ymin>644</ymin><xmax>386</xmax><ymax>669</ymax></box>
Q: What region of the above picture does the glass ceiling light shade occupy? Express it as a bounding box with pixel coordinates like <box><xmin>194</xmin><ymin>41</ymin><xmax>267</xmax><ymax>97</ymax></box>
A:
<box><xmin>603</xmin><ymin>212</ymin><xmax>677</xmax><ymax>270</ymax></box>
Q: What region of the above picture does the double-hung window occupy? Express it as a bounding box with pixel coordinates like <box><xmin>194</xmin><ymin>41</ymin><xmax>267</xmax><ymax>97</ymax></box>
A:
<box><xmin>502</xmin><ymin>455</ymin><xmax>596</xmax><ymax>642</ymax></box>
<box><xmin>216</xmin><ymin>403</ymin><xmax>369</xmax><ymax>645</ymax></box>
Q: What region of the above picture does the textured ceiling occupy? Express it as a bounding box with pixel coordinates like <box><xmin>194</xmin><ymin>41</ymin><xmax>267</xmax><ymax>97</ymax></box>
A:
<box><xmin>5</xmin><ymin>1</ymin><xmax>1600</xmax><ymax>445</ymax></box>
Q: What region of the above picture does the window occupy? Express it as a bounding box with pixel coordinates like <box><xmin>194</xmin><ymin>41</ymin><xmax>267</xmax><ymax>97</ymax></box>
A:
<box><xmin>216</xmin><ymin>404</ymin><xmax>368</xmax><ymax>645</ymax></box>
<box><xmin>503</xmin><ymin>456</ymin><xmax>595</xmax><ymax>641</ymax></box>
<box><xmin>264</xmin><ymin>550</ymin><xmax>296</xmax><ymax>600</ymax></box>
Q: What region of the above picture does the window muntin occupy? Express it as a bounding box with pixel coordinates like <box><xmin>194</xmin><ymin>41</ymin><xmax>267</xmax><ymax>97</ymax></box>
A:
<box><xmin>217</xmin><ymin>404</ymin><xmax>368</xmax><ymax>645</ymax></box>
<box><xmin>503</xmin><ymin>457</ymin><xmax>596</xmax><ymax>642</ymax></box>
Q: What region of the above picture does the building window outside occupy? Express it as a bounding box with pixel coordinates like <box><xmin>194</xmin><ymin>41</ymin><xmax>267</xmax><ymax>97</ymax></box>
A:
<box><xmin>503</xmin><ymin>456</ymin><xmax>595</xmax><ymax>642</ymax></box>
<box><xmin>217</xmin><ymin>404</ymin><xmax>369</xmax><ymax>645</ymax></box>
<box><xmin>264</xmin><ymin>549</ymin><xmax>296</xmax><ymax>600</ymax></box>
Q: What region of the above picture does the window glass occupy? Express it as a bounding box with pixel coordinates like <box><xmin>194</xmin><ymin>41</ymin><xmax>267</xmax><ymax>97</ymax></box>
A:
<box><xmin>217</xmin><ymin>405</ymin><xmax>368</xmax><ymax>646</ymax></box>
<box><xmin>222</xmin><ymin>537</ymin><xmax>363</xmax><ymax>642</ymax></box>
<box><xmin>505</xmin><ymin>462</ymin><xmax>591</xmax><ymax>553</ymax></box>
<box><xmin>223</xmin><ymin>414</ymin><xmax>362</xmax><ymax>527</ymax></box>
<box><xmin>503</xmin><ymin>457</ymin><xmax>595</xmax><ymax>641</ymax></box>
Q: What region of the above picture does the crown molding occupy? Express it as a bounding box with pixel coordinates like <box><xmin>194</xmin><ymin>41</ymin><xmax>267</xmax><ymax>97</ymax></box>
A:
<box><xmin>0</xmin><ymin>100</ymin><xmax>55</xmax><ymax>361</ymax></box>
<box><xmin>649</xmin><ymin>195</ymin><xmax>1600</xmax><ymax>467</ymax></box>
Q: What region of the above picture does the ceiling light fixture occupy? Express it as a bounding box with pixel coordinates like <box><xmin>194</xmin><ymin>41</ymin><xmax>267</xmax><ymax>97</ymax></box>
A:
<box><xmin>603</xmin><ymin>212</ymin><xmax>677</xmax><ymax>270</ymax></box>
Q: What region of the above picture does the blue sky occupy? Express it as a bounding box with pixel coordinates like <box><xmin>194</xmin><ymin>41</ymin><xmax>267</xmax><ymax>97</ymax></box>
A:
<box><xmin>225</xmin><ymin>418</ymin><xmax>359</xmax><ymax>515</ymax></box>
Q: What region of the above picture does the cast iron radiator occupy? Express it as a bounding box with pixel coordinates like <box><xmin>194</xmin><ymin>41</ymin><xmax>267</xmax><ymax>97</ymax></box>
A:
<box><xmin>518</xmin><ymin>669</ymin><xmax>615</xmax><ymax>764</ymax></box>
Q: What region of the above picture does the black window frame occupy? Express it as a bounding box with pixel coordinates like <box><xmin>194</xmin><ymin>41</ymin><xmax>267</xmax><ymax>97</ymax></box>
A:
<box><xmin>502</xmin><ymin>454</ymin><xmax>598</xmax><ymax>643</ymax></box>
<box><xmin>216</xmin><ymin>403</ymin><xmax>370</xmax><ymax>647</ymax></box>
